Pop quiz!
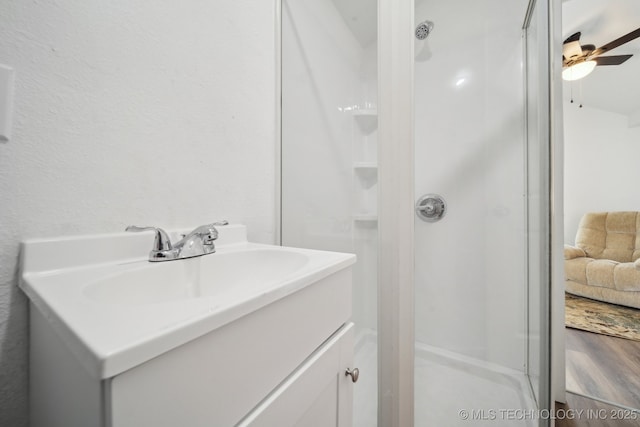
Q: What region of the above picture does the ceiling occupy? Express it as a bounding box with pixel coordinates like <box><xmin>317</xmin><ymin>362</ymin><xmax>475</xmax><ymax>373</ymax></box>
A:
<box><xmin>562</xmin><ymin>0</ymin><xmax>640</xmax><ymax>117</ymax></box>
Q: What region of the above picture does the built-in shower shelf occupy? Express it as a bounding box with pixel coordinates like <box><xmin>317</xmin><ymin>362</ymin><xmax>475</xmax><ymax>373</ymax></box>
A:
<box><xmin>352</xmin><ymin>109</ymin><xmax>377</xmax><ymax>133</ymax></box>
<box><xmin>353</xmin><ymin>214</ymin><xmax>378</xmax><ymax>223</ymax></box>
<box><xmin>353</xmin><ymin>162</ymin><xmax>378</xmax><ymax>172</ymax></box>
<box><xmin>351</xmin><ymin>109</ymin><xmax>377</xmax><ymax>117</ymax></box>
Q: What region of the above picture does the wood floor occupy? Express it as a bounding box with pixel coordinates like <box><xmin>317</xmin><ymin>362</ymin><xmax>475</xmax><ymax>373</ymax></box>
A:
<box><xmin>565</xmin><ymin>327</ymin><xmax>640</xmax><ymax>409</ymax></box>
<box><xmin>556</xmin><ymin>392</ymin><xmax>640</xmax><ymax>427</ymax></box>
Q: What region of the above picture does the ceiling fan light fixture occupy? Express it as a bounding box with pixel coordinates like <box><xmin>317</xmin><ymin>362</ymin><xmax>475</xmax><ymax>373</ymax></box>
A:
<box><xmin>562</xmin><ymin>60</ymin><xmax>596</xmax><ymax>81</ymax></box>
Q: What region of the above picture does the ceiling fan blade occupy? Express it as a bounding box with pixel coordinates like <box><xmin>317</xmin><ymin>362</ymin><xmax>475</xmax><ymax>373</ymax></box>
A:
<box><xmin>592</xmin><ymin>27</ymin><xmax>640</xmax><ymax>56</ymax></box>
<box><xmin>594</xmin><ymin>54</ymin><xmax>633</xmax><ymax>66</ymax></box>
<box><xmin>564</xmin><ymin>32</ymin><xmax>581</xmax><ymax>44</ymax></box>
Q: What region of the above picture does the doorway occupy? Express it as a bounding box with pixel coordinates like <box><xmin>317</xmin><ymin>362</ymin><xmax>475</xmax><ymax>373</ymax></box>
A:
<box><xmin>561</xmin><ymin>0</ymin><xmax>640</xmax><ymax>411</ymax></box>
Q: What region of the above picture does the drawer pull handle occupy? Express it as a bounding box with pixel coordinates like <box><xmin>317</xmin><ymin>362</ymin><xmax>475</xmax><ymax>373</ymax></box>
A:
<box><xmin>345</xmin><ymin>367</ymin><xmax>359</xmax><ymax>383</ymax></box>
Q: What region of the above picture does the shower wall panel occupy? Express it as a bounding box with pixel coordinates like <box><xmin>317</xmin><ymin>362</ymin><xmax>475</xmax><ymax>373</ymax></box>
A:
<box><xmin>414</xmin><ymin>0</ymin><xmax>528</xmax><ymax>371</ymax></box>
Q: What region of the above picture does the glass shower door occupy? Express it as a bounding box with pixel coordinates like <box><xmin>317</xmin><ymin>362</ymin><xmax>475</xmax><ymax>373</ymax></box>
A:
<box><xmin>280</xmin><ymin>0</ymin><xmax>378</xmax><ymax>425</ymax></box>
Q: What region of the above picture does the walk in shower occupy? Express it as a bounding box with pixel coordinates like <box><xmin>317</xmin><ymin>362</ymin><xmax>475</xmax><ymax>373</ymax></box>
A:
<box><xmin>280</xmin><ymin>0</ymin><xmax>552</xmax><ymax>425</ymax></box>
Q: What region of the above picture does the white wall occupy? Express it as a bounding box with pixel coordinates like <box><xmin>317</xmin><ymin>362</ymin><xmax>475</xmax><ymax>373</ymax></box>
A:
<box><xmin>564</xmin><ymin>102</ymin><xmax>640</xmax><ymax>243</ymax></box>
<box><xmin>414</xmin><ymin>0</ymin><xmax>528</xmax><ymax>370</ymax></box>
<box><xmin>0</xmin><ymin>1</ymin><xmax>275</xmax><ymax>425</ymax></box>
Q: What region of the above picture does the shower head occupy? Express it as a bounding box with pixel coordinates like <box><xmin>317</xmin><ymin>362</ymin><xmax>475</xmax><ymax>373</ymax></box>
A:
<box><xmin>415</xmin><ymin>20</ymin><xmax>434</xmax><ymax>40</ymax></box>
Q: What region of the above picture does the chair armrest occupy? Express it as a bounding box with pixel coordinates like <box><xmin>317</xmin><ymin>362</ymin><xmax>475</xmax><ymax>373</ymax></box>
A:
<box><xmin>635</xmin><ymin>259</ymin><xmax>640</xmax><ymax>271</ymax></box>
<box><xmin>564</xmin><ymin>244</ymin><xmax>586</xmax><ymax>260</ymax></box>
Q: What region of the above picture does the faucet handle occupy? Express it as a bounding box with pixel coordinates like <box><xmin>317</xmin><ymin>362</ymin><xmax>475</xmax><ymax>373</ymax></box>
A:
<box><xmin>125</xmin><ymin>226</ymin><xmax>173</xmax><ymax>251</ymax></box>
<box><xmin>197</xmin><ymin>221</ymin><xmax>228</xmax><ymax>245</ymax></box>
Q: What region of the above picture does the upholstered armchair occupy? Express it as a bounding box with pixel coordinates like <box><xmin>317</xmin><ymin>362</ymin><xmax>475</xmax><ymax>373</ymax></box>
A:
<box><xmin>565</xmin><ymin>212</ymin><xmax>640</xmax><ymax>309</ymax></box>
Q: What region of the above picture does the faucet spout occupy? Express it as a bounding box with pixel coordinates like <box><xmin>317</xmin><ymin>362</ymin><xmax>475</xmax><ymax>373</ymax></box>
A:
<box><xmin>173</xmin><ymin>221</ymin><xmax>228</xmax><ymax>258</ymax></box>
<box><xmin>126</xmin><ymin>221</ymin><xmax>228</xmax><ymax>262</ymax></box>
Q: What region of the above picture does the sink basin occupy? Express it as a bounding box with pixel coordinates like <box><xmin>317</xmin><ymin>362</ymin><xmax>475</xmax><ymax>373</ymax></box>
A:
<box><xmin>19</xmin><ymin>224</ymin><xmax>355</xmax><ymax>379</ymax></box>
<box><xmin>83</xmin><ymin>249</ymin><xmax>309</xmax><ymax>305</ymax></box>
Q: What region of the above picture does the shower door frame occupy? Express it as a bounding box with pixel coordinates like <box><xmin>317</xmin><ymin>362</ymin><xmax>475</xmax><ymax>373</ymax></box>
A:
<box><xmin>377</xmin><ymin>0</ymin><xmax>415</xmax><ymax>425</ymax></box>
<box><xmin>523</xmin><ymin>0</ymin><xmax>566</xmax><ymax>412</ymax></box>
<box><xmin>548</xmin><ymin>0</ymin><xmax>567</xmax><ymax>407</ymax></box>
<box><xmin>523</xmin><ymin>0</ymin><xmax>553</xmax><ymax>418</ymax></box>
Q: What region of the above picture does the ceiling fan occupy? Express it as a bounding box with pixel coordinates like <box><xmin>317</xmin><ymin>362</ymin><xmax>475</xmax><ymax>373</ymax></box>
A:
<box><xmin>562</xmin><ymin>27</ymin><xmax>640</xmax><ymax>81</ymax></box>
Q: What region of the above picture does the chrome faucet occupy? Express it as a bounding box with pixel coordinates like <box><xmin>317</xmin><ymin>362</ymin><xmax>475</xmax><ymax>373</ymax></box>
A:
<box><xmin>125</xmin><ymin>221</ymin><xmax>228</xmax><ymax>262</ymax></box>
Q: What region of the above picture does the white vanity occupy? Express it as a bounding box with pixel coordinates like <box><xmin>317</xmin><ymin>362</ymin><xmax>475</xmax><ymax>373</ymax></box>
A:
<box><xmin>20</xmin><ymin>224</ymin><xmax>357</xmax><ymax>427</ymax></box>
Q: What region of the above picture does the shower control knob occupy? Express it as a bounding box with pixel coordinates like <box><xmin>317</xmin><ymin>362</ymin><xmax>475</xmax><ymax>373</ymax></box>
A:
<box><xmin>415</xmin><ymin>194</ymin><xmax>446</xmax><ymax>222</ymax></box>
<box><xmin>345</xmin><ymin>367</ymin><xmax>360</xmax><ymax>383</ymax></box>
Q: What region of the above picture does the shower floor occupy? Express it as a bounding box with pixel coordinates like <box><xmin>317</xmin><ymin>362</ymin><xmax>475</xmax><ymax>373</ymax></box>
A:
<box><xmin>353</xmin><ymin>330</ymin><xmax>537</xmax><ymax>427</ymax></box>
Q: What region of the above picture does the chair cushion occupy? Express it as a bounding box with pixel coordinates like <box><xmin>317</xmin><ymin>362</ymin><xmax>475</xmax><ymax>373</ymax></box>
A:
<box><xmin>586</xmin><ymin>259</ymin><xmax>617</xmax><ymax>289</ymax></box>
<box><xmin>575</xmin><ymin>212</ymin><xmax>640</xmax><ymax>263</ymax></box>
<box><xmin>565</xmin><ymin>257</ymin><xmax>640</xmax><ymax>292</ymax></box>
<box><xmin>565</xmin><ymin>257</ymin><xmax>590</xmax><ymax>284</ymax></box>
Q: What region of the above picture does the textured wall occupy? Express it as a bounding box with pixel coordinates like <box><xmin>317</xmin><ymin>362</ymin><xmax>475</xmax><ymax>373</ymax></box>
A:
<box><xmin>0</xmin><ymin>1</ymin><xmax>275</xmax><ymax>424</ymax></box>
<box><xmin>564</xmin><ymin>103</ymin><xmax>640</xmax><ymax>243</ymax></box>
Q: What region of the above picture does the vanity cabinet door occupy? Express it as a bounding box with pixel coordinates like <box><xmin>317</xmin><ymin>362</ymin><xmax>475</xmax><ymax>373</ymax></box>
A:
<box><xmin>106</xmin><ymin>269</ymin><xmax>352</xmax><ymax>427</ymax></box>
<box><xmin>238</xmin><ymin>322</ymin><xmax>355</xmax><ymax>427</ymax></box>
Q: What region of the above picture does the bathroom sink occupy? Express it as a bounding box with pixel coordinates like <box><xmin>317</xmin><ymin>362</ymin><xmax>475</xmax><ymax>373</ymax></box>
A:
<box><xmin>83</xmin><ymin>248</ymin><xmax>309</xmax><ymax>305</ymax></box>
<box><xmin>19</xmin><ymin>224</ymin><xmax>355</xmax><ymax>379</ymax></box>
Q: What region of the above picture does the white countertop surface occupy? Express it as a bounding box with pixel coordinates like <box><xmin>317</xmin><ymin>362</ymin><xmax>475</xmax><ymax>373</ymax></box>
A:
<box><xmin>20</xmin><ymin>225</ymin><xmax>355</xmax><ymax>379</ymax></box>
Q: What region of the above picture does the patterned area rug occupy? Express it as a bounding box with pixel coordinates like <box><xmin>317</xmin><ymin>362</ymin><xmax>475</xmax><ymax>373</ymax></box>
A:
<box><xmin>565</xmin><ymin>293</ymin><xmax>640</xmax><ymax>342</ymax></box>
